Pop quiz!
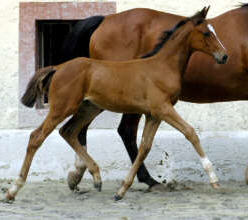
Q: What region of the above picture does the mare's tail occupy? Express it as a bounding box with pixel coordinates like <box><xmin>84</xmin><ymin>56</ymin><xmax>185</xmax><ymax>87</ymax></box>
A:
<box><xmin>21</xmin><ymin>66</ymin><xmax>57</xmax><ymax>108</ymax></box>
<box><xmin>59</xmin><ymin>15</ymin><xmax>105</xmax><ymax>62</ymax></box>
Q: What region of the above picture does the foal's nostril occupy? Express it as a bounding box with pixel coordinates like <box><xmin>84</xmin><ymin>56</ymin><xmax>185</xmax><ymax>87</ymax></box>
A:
<box><xmin>215</xmin><ymin>53</ymin><xmax>228</xmax><ymax>64</ymax></box>
<box><xmin>222</xmin><ymin>54</ymin><xmax>228</xmax><ymax>63</ymax></box>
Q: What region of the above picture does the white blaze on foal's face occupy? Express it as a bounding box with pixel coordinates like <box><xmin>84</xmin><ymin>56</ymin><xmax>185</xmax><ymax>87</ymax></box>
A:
<box><xmin>207</xmin><ymin>24</ymin><xmax>226</xmax><ymax>50</ymax></box>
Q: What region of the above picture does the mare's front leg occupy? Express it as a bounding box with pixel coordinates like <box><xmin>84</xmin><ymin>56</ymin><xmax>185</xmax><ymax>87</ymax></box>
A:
<box><xmin>117</xmin><ymin>114</ymin><xmax>160</xmax><ymax>188</ymax></box>
<box><xmin>156</xmin><ymin>104</ymin><xmax>219</xmax><ymax>188</ymax></box>
<box><xmin>115</xmin><ymin>115</ymin><xmax>161</xmax><ymax>200</ymax></box>
<box><xmin>5</xmin><ymin>113</ymin><xmax>63</xmax><ymax>202</ymax></box>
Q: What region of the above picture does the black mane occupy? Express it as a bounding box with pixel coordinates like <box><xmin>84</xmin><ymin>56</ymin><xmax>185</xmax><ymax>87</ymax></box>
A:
<box><xmin>141</xmin><ymin>19</ymin><xmax>188</xmax><ymax>58</ymax></box>
<box><xmin>240</xmin><ymin>3</ymin><xmax>248</xmax><ymax>8</ymax></box>
<box><xmin>141</xmin><ymin>9</ymin><xmax>205</xmax><ymax>59</ymax></box>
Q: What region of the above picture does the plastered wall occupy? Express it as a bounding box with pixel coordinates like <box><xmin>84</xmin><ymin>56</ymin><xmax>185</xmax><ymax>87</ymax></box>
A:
<box><xmin>0</xmin><ymin>0</ymin><xmax>248</xmax><ymax>130</ymax></box>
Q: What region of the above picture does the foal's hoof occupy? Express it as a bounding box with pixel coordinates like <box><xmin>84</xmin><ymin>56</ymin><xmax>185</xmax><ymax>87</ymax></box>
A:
<box><xmin>211</xmin><ymin>182</ymin><xmax>220</xmax><ymax>189</ymax></box>
<box><xmin>67</xmin><ymin>171</ymin><xmax>83</xmax><ymax>191</ymax></box>
<box><xmin>114</xmin><ymin>194</ymin><xmax>123</xmax><ymax>201</ymax></box>
<box><xmin>2</xmin><ymin>197</ymin><xmax>14</xmax><ymax>204</ymax></box>
<box><xmin>1</xmin><ymin>193</ymin><xmax>15</xmax><ymax>204</ymax></box>
<box><xmin>94</xmin><ymin>182</ymin><xmax>102</xmax><ymax>192</ymax></box>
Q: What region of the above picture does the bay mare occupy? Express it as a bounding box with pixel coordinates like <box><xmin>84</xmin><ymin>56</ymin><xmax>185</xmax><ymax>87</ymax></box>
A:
<box><xmin>7</xmin><ymin>8</ymin><xmax>228</xmax><ymax>201</ymax></box>
<box><xmin>59</xmin><ymin>3</ymin><xmax>248</xmax><ymax>189</ymax></box>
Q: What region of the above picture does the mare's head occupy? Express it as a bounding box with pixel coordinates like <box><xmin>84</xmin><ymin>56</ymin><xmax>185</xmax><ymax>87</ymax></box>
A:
<box><xmin>187</xmin><ymin>6</ymin><xmax>228</xmax><ymax>64</ymax></box>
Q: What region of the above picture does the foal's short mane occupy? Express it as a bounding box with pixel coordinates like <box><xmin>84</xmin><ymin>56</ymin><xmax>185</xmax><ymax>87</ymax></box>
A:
<box><xmin>141</xmin><ymin>19</ymin><xmax>187</xmax><ymax>58</ymax></box>
<box><xmin>141</xmin><ymin>11</ymin><xmax>204</xmax><ymax>59</ymax></box>
<box><xmin>240</xmin><ymin>3</ymin><xmax>248</xmax><ymax>8</ymax></box>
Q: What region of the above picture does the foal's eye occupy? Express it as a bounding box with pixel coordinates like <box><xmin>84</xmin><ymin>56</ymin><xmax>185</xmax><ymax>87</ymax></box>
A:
<box><xmin>204</xmin><ymin>32</ymin><xmax>211</xmax><ymax>37</ymax></box>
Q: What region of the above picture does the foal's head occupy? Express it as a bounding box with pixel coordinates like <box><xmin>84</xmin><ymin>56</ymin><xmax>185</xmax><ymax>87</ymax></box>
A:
<box><xmin>187</xmin><ymin>6</ymin><xmax>228</xmax><ymax>64</ymax></box>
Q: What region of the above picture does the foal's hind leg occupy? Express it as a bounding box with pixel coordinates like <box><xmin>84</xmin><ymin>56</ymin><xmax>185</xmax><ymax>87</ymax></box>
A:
<box><xmin>73</xmin><ymin>113</ymin><xmax>160</xmax><ymax>190</ymax></box>
<box><xmin>67</xmin><ymin>122</ymin><xmax>91</xmax><ymax>190</ymax></box>
<box><xmin>156</xmin><ymin>104</ymin><xmax>219</xmax><ymax>188</ymax></box>
<box><xmin>117</xmin><ymin>113</ymin><xmax>159</xmax><ymax>187</ymax></box>
<box><xmin>59</xmin><ymin>101</ymin><xmax>102</xmax><ymax>191</ymax></box>
<box><xmin>5</xmin><ymin>113</ymin><xmax>63</xmax><ymax>202</ymax></box>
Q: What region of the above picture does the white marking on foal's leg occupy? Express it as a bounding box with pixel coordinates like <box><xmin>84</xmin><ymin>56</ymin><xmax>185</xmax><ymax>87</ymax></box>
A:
<box><xmin>7</xmin><ymin>177</ymin><xmax>25</xmax><ymax>199</ymax></box>
<box><xmin>200</xmin><ymin>157</ymin><xmax>219</xmax><ymax>184</ymax></box>
<box><xmin>75</xmin><ymin>154</ymin><xmax>86</xmax><ymax>170</ymax></box>
<box><xmin>67</xmin><ymin>153</ymin><xmax>87</xmax><ymax>190</ymax></box>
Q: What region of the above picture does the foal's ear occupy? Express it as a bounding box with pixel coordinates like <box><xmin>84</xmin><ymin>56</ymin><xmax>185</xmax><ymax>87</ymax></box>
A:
<box><xmin>191</xmin><ymin>6</ymin><xmax>210</xmax><ymax>25</ymax></box>
<box><xmin>201</xmin><ymin>6</ymin><xmax>210</xmax><ymax>18</ymax></box>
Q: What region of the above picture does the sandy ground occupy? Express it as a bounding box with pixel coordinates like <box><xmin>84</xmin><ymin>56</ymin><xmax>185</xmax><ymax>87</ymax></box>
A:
<box><xmin>0</xmin><ymin>179</ymin><xmax>247</xmax><ymax>220</ymax></box>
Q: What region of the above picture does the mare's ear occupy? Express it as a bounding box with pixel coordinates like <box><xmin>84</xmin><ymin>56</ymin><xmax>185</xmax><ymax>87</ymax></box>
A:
<box><xmin>191</xmin><ymin>6</ymin><xmax>210</xmax><ymax>26</ymax></box>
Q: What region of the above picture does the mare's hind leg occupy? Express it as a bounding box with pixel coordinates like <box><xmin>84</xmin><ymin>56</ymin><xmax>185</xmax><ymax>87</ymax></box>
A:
<box><xmin>5</xmin><ymin>113</ymin><xmax>63</xmax><ymax>202</ymax></box>
<box><xmin>59</xmin><ymin>100</ymin><xmax>103</xmax><ymax>191</ymax></box>
<box><xmin>155</xmin><ymin>104</ymin><xmax>219</xmax><ymax>188</ymax></box>
<box><xmin>117</xmin><ymin>113</ymin><xmax>159</xmax><ymax>187</ymax></box>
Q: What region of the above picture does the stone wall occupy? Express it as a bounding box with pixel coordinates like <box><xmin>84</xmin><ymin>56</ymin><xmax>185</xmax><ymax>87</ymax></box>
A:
<box><xmin>0</xmin><ymin>0</ymin><xmax>248</xmax><ymax>130</ymax></box>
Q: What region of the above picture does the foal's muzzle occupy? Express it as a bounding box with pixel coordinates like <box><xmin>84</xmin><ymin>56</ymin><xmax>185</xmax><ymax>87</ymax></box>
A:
<box><xmin>215</xmin><ymin>53</ymin><xmax>228</xmax><ymax>64</ymax></box>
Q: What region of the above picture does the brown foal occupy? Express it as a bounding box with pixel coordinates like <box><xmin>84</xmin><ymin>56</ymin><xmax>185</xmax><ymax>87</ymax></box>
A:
<box><xmin>7</xmin><ymin>7</ymin><xmax>227</xmax><ymax>201</ymax></box>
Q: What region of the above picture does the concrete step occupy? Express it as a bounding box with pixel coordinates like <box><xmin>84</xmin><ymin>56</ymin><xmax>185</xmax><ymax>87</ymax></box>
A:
<box><xmin>0</xmin><ymin>129</ymin><xmax>247</xmax><ymax>183</ymax></box>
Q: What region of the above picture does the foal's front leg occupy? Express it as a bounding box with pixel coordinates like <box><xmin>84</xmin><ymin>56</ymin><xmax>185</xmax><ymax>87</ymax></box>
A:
<box><xmin>117</xmin><ymin>113</ymin><xmax>160</xmax><ymax>188</ymax></box>
<box><xmin>5</xmin><ymin>113</ymin><xmax>62</xmax><ymax>202</ymax></box>
<box><xmin>115</xmin><ymin>115</ymin><xmax>160</xmax><ymax>200</ymax></box>
<box><xmin>157</xmin><ymin>104</ymin><xmax>219</xmax><ymax>188</ymax></box>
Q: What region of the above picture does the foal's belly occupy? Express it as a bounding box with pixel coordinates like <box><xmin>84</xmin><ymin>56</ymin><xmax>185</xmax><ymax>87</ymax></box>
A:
<box><xmin>85</xmin><ymin>66</ymin><xmax>151</xmax><ymax>113</ymax></box>
<box><xmin>84</xmin><ymin>95</ymin><xmax>150</xmax><ymax>114</ymax></box>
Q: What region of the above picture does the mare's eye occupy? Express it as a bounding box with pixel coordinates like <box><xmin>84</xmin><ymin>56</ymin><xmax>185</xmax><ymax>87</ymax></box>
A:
<box><xmin>204</xmin><ymin>32</ymin><xmax>211</xmax><ymax>37</ymax></box>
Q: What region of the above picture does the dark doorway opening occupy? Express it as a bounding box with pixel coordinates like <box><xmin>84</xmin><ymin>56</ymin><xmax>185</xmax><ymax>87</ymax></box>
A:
<box><xmin>36</xmin><ymin>20</ymin><xmax>80</xmax><ymax>105</ymax></box>
<box><xmin>36</xmin><ymin>20</ymin><xmax>79</xmax><ymax>69</ymax></box>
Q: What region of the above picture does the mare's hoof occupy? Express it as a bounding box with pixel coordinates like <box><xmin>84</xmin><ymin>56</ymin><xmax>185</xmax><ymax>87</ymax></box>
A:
<box><xmin>114</xmin><ymin>194</ymin><xmax>123</xmax><ymax>201</ymax></box>
<box><xmin>94</xmin><ymin>182</ymin><xmax>102</xmax><ymax>192</ymax></box>
<box><xmin>147</xmin><ymin>183</ymin><xmax>167</xmax><ymax>192</ymax></box>
<box><xmin>211</xmin><ymin>182</ymin><xmax>220</xmax><ymax>189</ymax></box>
<box><xmin>245</xmin><ymin>167</ymin><xmax>248</xmax><ymax>185</ymax></box>
<box><xmin>67</xmin><ymin>171</ymin><xmax>82</xmax><ymax>191</ymax></box>
<box><xmin>73</xmin><ymin>186</ymin><xmax>80</xmax><ymax>192</ymax></box>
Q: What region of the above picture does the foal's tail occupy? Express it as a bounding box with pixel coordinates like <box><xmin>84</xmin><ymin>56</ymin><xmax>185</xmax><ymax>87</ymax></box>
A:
<box><xmin>21</xmin><ymin>66</ymin><xmax>57</xmax><ymax>108</ymax></box>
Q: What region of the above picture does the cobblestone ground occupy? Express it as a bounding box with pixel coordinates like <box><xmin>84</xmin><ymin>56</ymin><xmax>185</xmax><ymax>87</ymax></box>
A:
<box><xmin>0</xmin><ymin>179</ymin><xmax>247</xmax><ymax>220</ymax></box>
